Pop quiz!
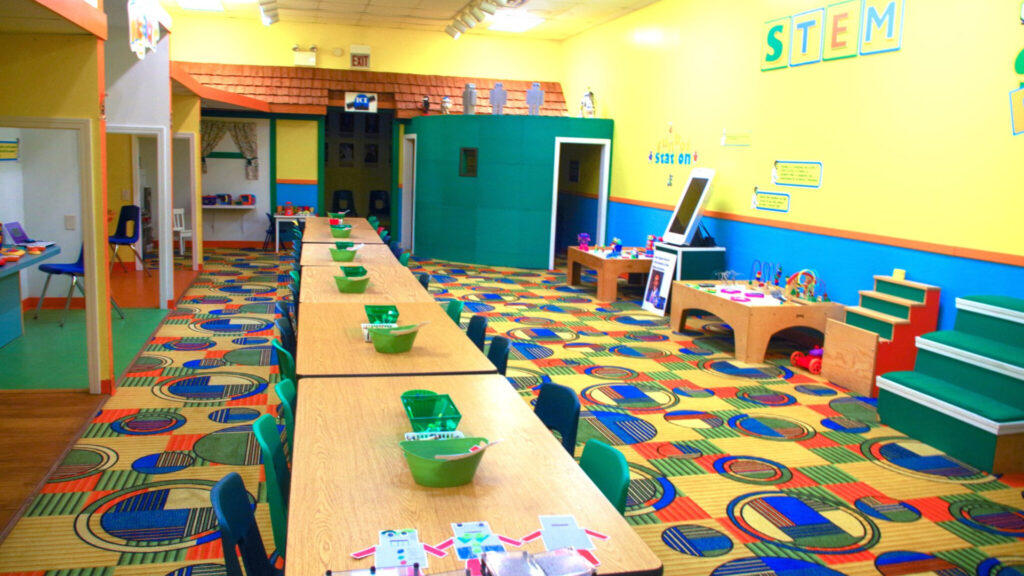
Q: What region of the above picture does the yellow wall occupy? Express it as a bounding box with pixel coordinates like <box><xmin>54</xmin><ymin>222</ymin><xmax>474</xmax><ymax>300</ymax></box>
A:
<box><xmin>164</xmin><ymin>13</ymin><xmax>563</xmax><ymax>82</ymax></box>
<box><xmin>106</xmin><ymin>134</ymin><xmax>133</xmax><ymax>235</ymax></box>
<box><xmin>276</xmin><ymin>119</ymin><xmax>319</xmax><ymax>180</ymax></box>
<box><xmin>562</xmin><ymin>0</ymin><xmax>1024</xmax><ymax>256</ymax></box>
<box><xmin>0</xmin><ymin>33</ymin><xmax>111</xmax><ymax>387</ymax></box>
<box><xmin>558</xmin><ymin>143</ymin><xmax>602</xmax><ymax>198</ymax></box>
<box><xmin>173</xmin><ymin>93</ymin><xmax>203</xmax><ymax>262</ymax></box>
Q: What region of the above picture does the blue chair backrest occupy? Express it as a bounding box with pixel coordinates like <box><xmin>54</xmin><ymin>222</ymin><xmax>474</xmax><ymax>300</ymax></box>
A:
<box><xmin>210</xmin><ymin>472</ymin><xmax>277</xmax><ymax>576</ymax></box>
<box><xmin>487</xmin><ymin>334</ymin><xmax>510</xmax><ymax>376</ymax></box>
<box><xmin>418</xmin><ymin>273</ymin><xmax>430</xmax><ymax>290</ymax></box>
<box><xmin>275</xmin><ymin>317</ymin><xmax>296</xmax><ymax>356</ymax></box>
<box><xmin>534</xmin><ymin>383</ymin><xmax>580</xmax><ymax>455</ymax></box>
<box><xmin>467</xmin><ymin>315</ymin><xmax>487</xmax><ymax>352</ymax></box>
<box><xmin>112</xmin><ymin>205</ymin><xmax>141</xmax><ymax>241</ymax></box>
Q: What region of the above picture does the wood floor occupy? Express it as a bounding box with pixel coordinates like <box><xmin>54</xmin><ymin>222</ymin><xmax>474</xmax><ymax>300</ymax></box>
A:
<box><xmin>0</xmin><ymin>390</ymin><xmax>107</xmax><ymax>543</ymax></box>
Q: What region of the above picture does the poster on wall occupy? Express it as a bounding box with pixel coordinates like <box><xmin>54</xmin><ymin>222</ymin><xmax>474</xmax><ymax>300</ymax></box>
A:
<box><xmin>772</xmin><ymin>161</ymin><xmax>822</xmax><ymax>187</ymax></box>
<box><xmin>127</xmin><ymin>0</ymin><xmax>160</xmax><ymax>60</ymax></box>
<box><xmin>642</xmin><ymin>251</ymin><xmax>677</xmax><ymax>316</ymax></box>
<box><xmin>345</xmin><ymin>92</ymin><xmax>378</xmax><ymax>113</ymax></box>
<box><xmin>0</xmin><ymin>140</ymin><xmax>19</xmax><ymax>161</ymax></box>
<box><xmin>1010</xmin><ymin>86</ymin><xmax>1024</xmax><ymax>136</ymax></box>
<box><xmin>751</xmin><ymin>188</ymin><xmax>791</xmax><ymax>213</ymax></box>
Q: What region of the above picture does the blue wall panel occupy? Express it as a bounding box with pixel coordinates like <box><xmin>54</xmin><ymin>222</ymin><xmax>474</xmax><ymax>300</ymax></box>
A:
<box><xmin>276</xmin><ymin>183</ymin><xmax>319</xmax><ymax>212</ymax></box>
<box><xmin>555</xmin><ymin>194</ymin><xmax>598</xmax><ymax>253</ymax></box>
<box><xmin>606</xmin><ymin>200</ymin><xmax>1024</xmax><ymax>330</ymax></box>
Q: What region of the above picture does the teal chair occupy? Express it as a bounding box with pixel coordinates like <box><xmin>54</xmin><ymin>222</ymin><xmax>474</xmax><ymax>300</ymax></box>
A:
<box><xmin>399</xmin><ymin>252</ymin><xmax>411</xmax><ymax>267</ymax></box>
<box><xmin>275</xmin><ymin>379</ymin><xmax>297</xmax><ymax>461</ymax></box>
<box><xmin>253</xmin><ymin>414</ymin><xmax>291</xmax><ymax>559</ymax></box>
<box><xmin>275</xmin><ymin>318</ymin><xmax>295</xmax><ymax>357</ymax></box>
<box><xmin>272</xmin><ymin>339</ymin><xmax>296</xmax><ymax>381</ymax></box>
<box><xmin>579</xmin><ymin>439</ymin><xmax>630</xmax><ymax>514</ymax></box>
<box><xmin>445</xmin><ymin>299</ymin><xmax>463</xmax><ymax>325</ymax></box>
<box><xmin>210</xmin><ymin>472</ymin><xmax>283</xmax><ymax>576</ymax></box>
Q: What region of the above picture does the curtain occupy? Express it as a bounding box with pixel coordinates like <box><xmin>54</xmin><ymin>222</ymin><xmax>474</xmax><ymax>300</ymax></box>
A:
<box><xmin>228</xmin><ymin>122</ymin><xmax>259</xmax><ymax>180</ymax></box>
<box><xmin>200</xmin><ymin>120</ymin><xmax>228</xmax><ymax>174</ymax></box>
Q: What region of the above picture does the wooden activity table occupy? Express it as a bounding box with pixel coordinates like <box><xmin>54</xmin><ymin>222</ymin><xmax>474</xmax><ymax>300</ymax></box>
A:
<box><xmin>299</xmin><ymin>264</ymin><xmax>434</xmax><ymax>304</ymax></box>
<box><xmin>287</xmin><ymin>373</ymin><xmax>664</xmax><ymax>576</ymax></box>
<box><xmin>296</xmin><ymin>302</ymin><xmax>495</xmax><ymax>378</ymax></box>
<box><xmin>566</xmin><ymin>247</ymin><xmax>652</xmax><ymax>302</ymax></box>
<box><xmin>302</xmin><ymin>216</ymin><xmax>384</xmax><ymax>245</ymax></box>
<box><xmin>669</xmin><ymin>281</ymin><xmax>843</xmax><ymax>364</ymax></box>
<box><xmin>300</xmin><ymin>242</ymin><xmax>399</xmax><ymax>267</ymax></box>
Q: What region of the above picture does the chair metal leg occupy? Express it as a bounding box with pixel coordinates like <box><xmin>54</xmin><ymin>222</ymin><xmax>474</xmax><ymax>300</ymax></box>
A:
<box><xmin>34</xmin><ymin>273</ymin><xmax>54</xmax><ymax>319</ymax></box>
<box><xmin>73</xmin><ymin>280</ymin><xmax>126</xmax><ymax>320</ymax></box>
<box><xmin>129</xmin><ymin>245</ymin><xmax>152</xmax><ymax>277</ymax></box>
<box><xmin>110</xmin><ymin>244</ymin><xmax>128</xmax><ymax>273</ymax></box>
<box><xmin>60</xmin><ymin>276</ymin><xmax>76</xmax><ymax>327</ymax></box>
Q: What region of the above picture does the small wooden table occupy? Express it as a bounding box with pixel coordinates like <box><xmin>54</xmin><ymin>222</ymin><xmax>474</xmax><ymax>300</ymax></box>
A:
<box><xmin>566</xmin><ymin>247</ymin><xmax>652</xmax><ymax>302</ymax></box>
<box><xmin>299</xmin><ymin>264</ymin><xmax>434</xmax><ymax>304</ymax></box>
<box><xmin>670</xmin><ymin>281</ymin><xmax>844</xmax><ymax>364</ymax></box>
<box><xmin>296</xmin><ymin>302</ymin><xmax>496</xmax><ymax>378</ymax></box>
<box><xmin>302</xmin><ymin>216</ymin><xmax>384</xmax><ymax>245</ymax></box>
<box><xmin>300</xmin><ymin>242</ymin><xmax>398</xmax><ymax>268</ymax></box>
<box><xmin>287</xmin><ymin>374</ymin><xmax>664</xmax><ymax>576</ymax></box>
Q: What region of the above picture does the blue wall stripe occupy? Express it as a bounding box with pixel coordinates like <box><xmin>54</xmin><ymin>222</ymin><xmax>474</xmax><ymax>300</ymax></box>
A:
<box><xmin>606</xmin><ymin>200</ymin><xmax>1024</xmax><ymax>330</ymax></box>
<box><xmin>276</xmin><ymin>183</ymin><xmax>319</xmax><ymax>212</ymax></box>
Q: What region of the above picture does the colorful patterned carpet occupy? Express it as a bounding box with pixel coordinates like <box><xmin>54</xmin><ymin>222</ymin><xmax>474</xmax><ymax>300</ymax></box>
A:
<box><xmin>0</xmin><ymin>248</ymin><xmax>1021</xmax><ymax>576</ymax></box>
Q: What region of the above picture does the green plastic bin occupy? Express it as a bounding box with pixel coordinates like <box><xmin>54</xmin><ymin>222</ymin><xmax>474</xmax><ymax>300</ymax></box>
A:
<box><xmin>400</xmin><ymin>437</ymin><xmax>488</xmax><ymax>487</ymax></box>
<box><xmin>369</xmin><ymin>324</ymin><xmax>420</xmax><ymax>353</ymax></box>
<box><xmin>365</xmin><ymin>305</ymin><xmax>399</xmax><ymax>324</ymax></box>
<box><xmin>401</xmin><ymin>391</ymin><xmax>461</xmax><ymax>431</ymax></box>
<box><xmin>330</xmin><ymin>247</ymin><xmax>357</xmax><ymax>262</ymax></box>
<box><xmin>334</xmin><ymin>266</ymin><xmax>369</xmax><ymax>293</ymax></box>
<box><xmin>331</xmin><ymin>225</ymin><xmax>352</xmax><ymax>238</ymax></box>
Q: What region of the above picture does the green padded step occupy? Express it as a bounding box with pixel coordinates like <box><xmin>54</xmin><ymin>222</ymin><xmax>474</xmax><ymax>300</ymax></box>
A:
<box><xmin>914</xmin><ymin>347</ymin><xmax>1024</xmax><ymax>401</ymax></box>
<box><xmin>879</xmin><ymin>371</ymin><xmax>1024</xmax><ymax>423</ymax></box>
<box><xmin>845</xmin><ymin>306</ymin><xmax>904</xmax><ymax>340</ymax></box>
<box><xmin>860</xmin><ymin>291</ymin><xmax>912</xmax><ymax>319</ymax></box>
<box><xmin>955</xmin><ymin>296</ymin><xmax>1024</xmax><ymax>344</ymax></box>
<box><xmin>919</xmin><ymin>330</ymin><xmax>1024</xmax><ymax>372</ymax></box>
<box><xmin>873</xmin><ymin>276</ymin><xmax>933</xmax><ymax>303</ymax></box>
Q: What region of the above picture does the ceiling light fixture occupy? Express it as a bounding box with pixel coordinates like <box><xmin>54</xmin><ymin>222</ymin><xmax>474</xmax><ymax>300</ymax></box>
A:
<box><xmin>478</xmin><ymin>2</ymin><xmax>497</xmax><ymax>15</ymax></box>
<box><xmin>469</xmin><ymin>6</ymin><xmax>486</xmax><ymax>21</ymax></box>
<box><xmin>445</xmin><ymin>25</ymin><xmax>461</xmax><ymax>38</ymax></box>
<box><xmin>461</xmin><ymin>11</ymin><xmax>478</xmax><ymax>27</ymax></box>
<box><xmin>258</xmin><ymin>0</ymin><xmax>278</xmax><ymax>25</ymax></box>
<box><xmin>487</xmin><ymin>9</ymin><xmax>544</xmax><ymax>33</ymax></box>
<box><xmin>451</xmin><ymin>19</ymin><xmax>468</xmax><ymax>34</ymax></box>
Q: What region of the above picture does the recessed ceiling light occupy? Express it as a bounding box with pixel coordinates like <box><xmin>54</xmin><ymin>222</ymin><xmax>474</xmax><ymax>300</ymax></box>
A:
<box><xmin>487</xmin><ymin>10</ymin><xmax>543</xmax><ymax>33</ymax></box>
<box><xmin>445</xmin><ymin>25</ymin><xmax>461</xmax><ymax>39</ymax></box>
<box><xmin>177</xmin><ymin>0</ymin><xmax>224</xmax><ymax>11</ymax></box>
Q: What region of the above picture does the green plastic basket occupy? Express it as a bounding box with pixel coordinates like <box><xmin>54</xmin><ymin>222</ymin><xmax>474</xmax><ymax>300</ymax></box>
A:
<box><xmin>400</xmin><ymin>437</ymin><xmax>487</xmax><ymax>487</ymax></box>
<box><xmin>369</xmin><ymin>324</ymin><xmax>420</xmax><ymax>353</ymax></box>
<box><xmin>330</xmin><ymin>248</ymin><xmax>357</xmax><ymax>262</ymax></box>
<box><xmin>334</xmin><ymin>266</ymin><xmax>369</xmax><ymax>293</ymax></box>
<box><xmin>331</xmin><ymin>225</ymin><xmax>352</xmax><ymax>238</ymax></box>
<box><xmin>365</xmin><ymin>305</ymin><xmax>399</xmax><ymax>324</ymax></box>
<box><xmin>328</xmin><ymin>211</ymin><xmax>348</xmax><ymax>219</ymax></box>
<box><xmin>334</xmin><ymin>241</ymin><xmax>354</xmax><ymax>249</ymax></box>
<box><xmin>401</xmin><ymin>391</ymin><xmax>460</xmax><ymax>431</ymax></box>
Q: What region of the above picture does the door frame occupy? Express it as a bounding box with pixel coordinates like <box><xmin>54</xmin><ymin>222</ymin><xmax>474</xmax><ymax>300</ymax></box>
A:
<box><xmin>173</xmin><ymin>132</ymin><xmax>199</xmax><ymax>270</ymax></box>
<box><xmin>401</xmin><ymin>133</ymin><xmax>417</xmax><ymax>253</ymax></box>
<box><xmin>549</xmin><ymin>137</ymin><xmax>611</xmax><ymax>270</ymax></box>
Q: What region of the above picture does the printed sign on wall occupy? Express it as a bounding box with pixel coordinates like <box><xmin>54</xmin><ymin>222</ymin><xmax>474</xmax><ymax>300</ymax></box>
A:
<box><xmin>345</xmin><ymin>92</ymin><xmax>378</xmax><ymax>113</ymax></box>
<box><xmin>0</xmin><ymin>140</ymin><xmax>18</xmax><ymax>162</ymax></box>
<box><xmin>1011</xmin><ymin>87</ymin><xmax>1024</xmax><ymax>136</ymax></box>
<box><xmin>751</xmin><ymin>189</ymin><xmax>791</xmax><ymax>213</ymax></box>
<box><xmin>772</xmin><ymin>161</ymin><xmax>823</xmax><ymax>188</ymax></box>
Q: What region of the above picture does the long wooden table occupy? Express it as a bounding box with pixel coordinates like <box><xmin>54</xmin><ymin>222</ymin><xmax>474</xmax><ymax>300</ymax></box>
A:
<box><xmin>300</xmin><ymin>242</ymin><xmax>398</xmax><ymax>267</ymax></box>
<box><xmin>296</xmin><ymin>302</ymin><xmax>495</xmax><ymax>378</ymax></box>
<box><xmin>669</xmin><ymin>280</ymin><xmax>844</xmax><ymax>363</ymax></box>
<box><xmin>287</xmin><ymin>374</ymin><xmax>664</xmax><ymax>576</ymax></box>
<box><xmin>303</xmin><ymin>216</ymin><xmax>385</xmax><ymax>245</ymax></box>
<box><xmin>299</xmin><ymin>264</ymin><xmax>434</xmax><ymax>304</ymax></box>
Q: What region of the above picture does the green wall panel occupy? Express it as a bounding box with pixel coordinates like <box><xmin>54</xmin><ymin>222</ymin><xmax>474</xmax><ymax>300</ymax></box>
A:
<box><xmin>409</xmin><ymin>115</ymin><xmax>613</xmax><ymax>269</ymax></box>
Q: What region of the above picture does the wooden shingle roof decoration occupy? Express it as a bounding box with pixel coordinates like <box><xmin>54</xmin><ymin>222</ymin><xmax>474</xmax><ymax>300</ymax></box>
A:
<box><xmin>174</xmin><ymin>62</ymin><xmax>568</xmax><ymax>118</ymax></box>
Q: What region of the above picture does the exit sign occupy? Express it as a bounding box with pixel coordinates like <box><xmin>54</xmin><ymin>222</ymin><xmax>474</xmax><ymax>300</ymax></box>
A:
<box><xmin>351</xmin><ymin>45</ymin><xmax>371</xmax><ymax>69</ymax></box>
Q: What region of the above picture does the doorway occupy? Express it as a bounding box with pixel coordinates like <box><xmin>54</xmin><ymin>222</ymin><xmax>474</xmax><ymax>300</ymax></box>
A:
<box><xmin>323</xmin><ymin>109</ymin><xmax>394</xmax><ymax>224</ymax></box>
<box><xmin>401</xmin><ymin>134</ymin><xmax>417</xmax><ymax>252</ymax></box>
<box><xmin>549</xmin><ymin>138</ymin><xmax>611</xmax><ymax>269</ymax></box>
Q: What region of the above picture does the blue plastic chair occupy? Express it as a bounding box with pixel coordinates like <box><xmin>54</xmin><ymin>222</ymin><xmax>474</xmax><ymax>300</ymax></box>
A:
<box><xmin>534</xmin><ymin>383</ymin><xmax>580</xmax><ymax>455</ymax></box>
<box><xmin>418</xmin><ymin>273</ymin><xmax>430</xmax><ymax>290</ymax></box>
<box><xmin>467</xmin><ymin>315</ymin><xmax>488</xmax><ymax>352</ymax></box>
<box><xmin>35</xmin><ymin>246</ymin><xmax>125</xmax><ymax>327</ymax></box>
<box><xmin>108</xmin><ymin>205</ymin><xmax>150</xmax><ymax>276</ymax></box>
<box><xmin>252</xmin><ymin>414</ymin><xmax>291</xmax><ymax>560</ymax></box>
<box><xmin>487</xmin><ymin>334</ymin><xmax>510</xmax><ymax>376</ymax></box>
<box><xmin>579</xmin><ymin>439</ymin><xmax>630</xmax><ymax>514</ymax></box>
<box><xmin>275</xmin><ymin>318</ymin><xmax>296</xmax><ymax>357</ymax></box>
<box><xmin>262</xmin><ymin>213</ymin><xmax>275</xmax><ymax>252</ymax></box>
<box><xmin>210</xmin><ymin>472</ymin><xmax>283</xmax><ymax>576</ymax></box>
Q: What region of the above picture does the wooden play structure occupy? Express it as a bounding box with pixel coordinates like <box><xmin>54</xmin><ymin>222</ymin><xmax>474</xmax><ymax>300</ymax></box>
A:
<box><xmin>821</xmin><ymin>275</ymin><xmax>940</xmax><ymax>396</ymax></box>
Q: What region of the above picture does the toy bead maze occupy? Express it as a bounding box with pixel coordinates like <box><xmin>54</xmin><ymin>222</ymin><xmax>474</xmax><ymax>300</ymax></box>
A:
<box><xmin>822</xmin><ymin>275</ymin><xmax>940</xmax><ymax>396</ymax></box>
<box><xmin>877</xmin><ymin>295</ymin><xmax>1024</xmax><ymax>474</ymax></box>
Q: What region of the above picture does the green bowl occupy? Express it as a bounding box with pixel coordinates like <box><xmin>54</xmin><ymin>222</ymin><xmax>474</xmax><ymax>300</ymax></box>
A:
<box><xmin>400</xmin><ymin>437</ymin><xmax>487</xmax><ymax>487</ymax></box>
<box><xmin>328</xmin><ymin>211</ymin><xmax>348</xmax><ymax>218</ymax></box>
<box><xmin>365</xmin><ymin>305</ymin><xmax>399</xmax><ymax>324</ymax></box>
<box><xmin>330</xmin><ymin>225</ymin><xmax>352</xmax><ymax>238</ymax></box>
<box><xmin>340</xmin><ymin>265</ymin><xmax>367</xmax><ymax>278</ymax></box>
<box><xmin>334</xmin><ymin>241</ymin><xmax>354</xmax><ymax>249</ymax></box>
<box><xmin>369</xmin><ymin>324</ymin><xmax>420</xmax><ymax>353</ymax></box>
<box><xmin>334</xmin><ymin>275</ymin><xmax>370</xmax><ymax>293</ymax></box>
<box><xmin>330</xmin><ymin>248</ymin><xmax>357</xmax><ymax>262</ymax></box>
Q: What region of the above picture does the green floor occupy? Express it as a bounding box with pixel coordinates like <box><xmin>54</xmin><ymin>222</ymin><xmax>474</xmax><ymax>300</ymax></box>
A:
<box><xmin>0</xmin><ymin>308</ymin><xmax>167</xmax><ymax>390</ymax></box>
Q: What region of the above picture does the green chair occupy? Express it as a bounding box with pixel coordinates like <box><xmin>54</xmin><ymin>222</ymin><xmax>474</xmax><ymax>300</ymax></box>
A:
<box><xmin>579</xmin><ymin>439</ymin><xmax>630</xmax><ymax>514</ymax></box>
<box><xmin>289</xmin><ymin>270</ymin><xmax>300</xmax><ymax>296</ymax></box>
<box><xmin>210</xmin><ymin>472</ymin><xmax>283</xmax><ymax>576</ymax></box>
<box><xmin>445</xmin><ymin>299</ymin><xmax>463</xmax><ymax>326</ymax></box>
<box><xmin>253</xmin><ymin>414</ymin><xmax>291</xmax><ymax>559</ymax></box>
<box><xmin>272</xmin><ymin>339</ymin><xmax>296</xmax><ymax>381</ymax></box>
<box><xmin>368</xmin><ymin>215</ymin><xmax>379</xmax><ymax>228</ymax></box>
<box><xmin>399</xmin><ymin>252</ymin><xmax>411</xmax><ymax>267</ymax></box>
<box><xmin>275</xmin><ymin>379</ymin><xmax>297</xmax><ymax>461</ymax></box>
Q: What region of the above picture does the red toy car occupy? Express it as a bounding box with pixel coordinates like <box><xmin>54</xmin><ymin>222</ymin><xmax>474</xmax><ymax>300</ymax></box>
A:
<box><xmin>790</xmin><ymin>346</ymin><xmax>823</xmax><ymax>374</ymax></box>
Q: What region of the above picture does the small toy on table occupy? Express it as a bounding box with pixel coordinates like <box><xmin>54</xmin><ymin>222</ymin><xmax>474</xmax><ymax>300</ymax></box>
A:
<box><xmin>610</xmin><ymin>237</ymin><xmax>622</xmax><ymax>256</ymax></box>
<box><xmin>577</xmin><ymin>233</ymin><xmax>590</xmax><ymax>252</ymax></box>
<box><xmin>786</xmin><ymin>269</ymin><xmax>818</xmax><ymax>301</ymax></box>
<box><xmin>791</xmin><ymin>346</ymin><xmax>824</xmax><ymax>374</ymax></box>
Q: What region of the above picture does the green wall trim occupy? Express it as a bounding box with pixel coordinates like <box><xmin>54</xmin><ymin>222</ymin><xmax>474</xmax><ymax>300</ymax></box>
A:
<box><xmin>205</xmin><ymin>151</ymin><xmax>246</xmax><ymax>159</ymax></box>
<box><xmin>407</xmin><ymin>115</ymin><xmax>614</xmax><ymax>269</ymax></box>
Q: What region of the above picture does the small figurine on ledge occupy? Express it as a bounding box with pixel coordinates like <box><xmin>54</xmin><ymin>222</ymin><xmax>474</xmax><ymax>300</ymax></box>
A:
<box><xmin>490</xmin><ymin>82</ymin><xmax>507</xmax><ymax>115</ymax></box>
<box><xmin>610</xmin><ymin>237</ymin><xmax>623</xmax><ymax>256</ymax></box>
<box><xmin>580</xmin><ymin>87</ymin><xmax>596</xmax><ymax>118</ymax></box>
<box><xmin>462</xmin><ymin>83</ymin><xmax>477</xmax><ymax>115</ymax></box>
<box><xmin>526</xmin><ymin>82</ymin><xmax>544</xmax><ymax>116</ymax></box>
<box><xmin>421</xmin><ymin>96</ymin><xmax>430</xmax><ymax>114</ymax></box>
<box><xmin>441</xmin><ymin>96</ymin><xmax>452</xmax><ymax>115</ymax></box>
<box><xmin>577</xmin><ymin>232</ymin><xmax>591</xmax><ymax>252</ymax></box>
